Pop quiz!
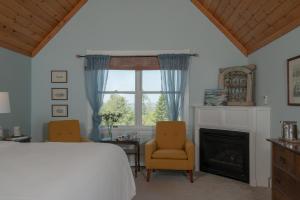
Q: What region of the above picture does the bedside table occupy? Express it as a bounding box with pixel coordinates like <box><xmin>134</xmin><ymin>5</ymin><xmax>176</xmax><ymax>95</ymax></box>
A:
<box><xmin>4</xmin><ymin>136</ymin><xmax>31</xmax><ymax>143</ymax></box>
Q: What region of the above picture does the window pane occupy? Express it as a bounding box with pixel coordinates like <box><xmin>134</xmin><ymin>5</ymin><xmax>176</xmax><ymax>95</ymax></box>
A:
<box><xmin>142</xmin><ymin>71</ymin><xmax>161</xmax><ymax>91</ymax></box>
<box><xmin>100</xmin><ymin>94</ymin><xmax>135</xmax><ymax>126</ymax></box>
<box><xmin>106</xmin><ymin>70</ymin><xmax>135</xmax><ymax>91</ymax></box>
<box><xmin>142</xmin><ymin>94</ymin><xmax>168</xmax><ymax>126</ymax></box>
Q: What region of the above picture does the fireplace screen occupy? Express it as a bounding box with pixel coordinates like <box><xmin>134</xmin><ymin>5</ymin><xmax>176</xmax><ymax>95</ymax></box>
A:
<box><xmin>200</xmin><ymin>128</ymin><xmax>249</xmax><ymax>183</ymax></box>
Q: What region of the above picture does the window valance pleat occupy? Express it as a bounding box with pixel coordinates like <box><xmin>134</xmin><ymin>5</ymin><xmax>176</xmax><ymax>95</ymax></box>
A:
<box><xmin>109</xmin><ymin>56</ymin><xmax>160</xmax><ymax>70</ymax></box>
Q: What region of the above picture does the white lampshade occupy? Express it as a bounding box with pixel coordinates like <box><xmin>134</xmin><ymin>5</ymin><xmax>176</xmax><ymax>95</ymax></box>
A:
<box><xmin>0</xmin><ymin>92</ymin><xmax>11</xmax><ymax>113</ymax></box>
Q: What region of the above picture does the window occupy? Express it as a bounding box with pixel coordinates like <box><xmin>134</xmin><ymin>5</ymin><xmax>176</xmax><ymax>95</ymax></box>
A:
<box><xmin>100</xmin><ymin>70</ymin><xmax>135</xmax><ymax>126</ymax></box>
<box><xmin>100</xmin><ymin>70</ymin><xmax>168</xmax><ymax>127</ymax></box>
<box><xmin>142</xmin><ymin>71</ymin><xmax>168</xmax><ymax>126</ymax></box>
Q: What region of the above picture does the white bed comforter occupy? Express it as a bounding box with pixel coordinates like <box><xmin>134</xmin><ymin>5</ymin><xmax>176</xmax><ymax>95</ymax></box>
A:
<box><xmin>0</xmin><ymin>142</ymin><xmax>136</xmax><ymax>200</ymax></box>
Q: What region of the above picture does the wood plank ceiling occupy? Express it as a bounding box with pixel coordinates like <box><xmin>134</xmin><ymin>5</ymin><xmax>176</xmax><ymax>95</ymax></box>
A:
<box><xmin>192</xmin><ymin>0</ymin><xmax>300</xmax><ymax>56</ymax></box>
<box><xmin>1</xmin><ymin>0</ymin><xmax>300</xmax><ymax>57</ymax></box>
<box><xmin>0</xmin><ymin>0</ymin><xmax>87</xmax><ymax>57</ymax></box>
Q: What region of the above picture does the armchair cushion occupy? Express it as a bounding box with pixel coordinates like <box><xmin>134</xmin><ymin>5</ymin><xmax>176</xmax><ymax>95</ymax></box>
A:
<box><xmin>156</xmin><ymin>121</ymin><xmax>186</xmax><ymax>150</ymax></box>
<box><xmin>152</xmin><ymin>149</ymin><xmax>187</xmax><ymax>160</ymax></box>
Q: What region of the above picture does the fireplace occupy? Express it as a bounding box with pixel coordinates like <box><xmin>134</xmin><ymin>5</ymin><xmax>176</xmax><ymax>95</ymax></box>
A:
<box><xmin>200</xmin><ymin>128</ymin><xmax>249</xmax><ymax>183</ymax></box>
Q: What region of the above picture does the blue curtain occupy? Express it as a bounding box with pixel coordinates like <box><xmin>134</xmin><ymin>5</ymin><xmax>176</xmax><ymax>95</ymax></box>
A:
<box><xmin>84</xmin><ymin>55</ymin><xmax>110</xmax><ymax>141</ymax></box>
<box><xmin>159</xmin><ymin>54</ymin><xmax>190</xmax><ymax>121</ymax></box>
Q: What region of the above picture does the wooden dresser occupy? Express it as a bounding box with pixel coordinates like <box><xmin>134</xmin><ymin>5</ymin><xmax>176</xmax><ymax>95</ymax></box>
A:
<box><xmin>268</xmin><ymin>139</ymin><xmax>300</xmax><ymax>200</ymax></box>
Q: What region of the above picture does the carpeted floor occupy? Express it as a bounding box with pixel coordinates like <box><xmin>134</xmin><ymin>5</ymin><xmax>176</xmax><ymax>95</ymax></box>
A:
<box><xmin>133</xmin><ymin>171</ymin><xmax>271</xmax><ymax>200</ymax></box>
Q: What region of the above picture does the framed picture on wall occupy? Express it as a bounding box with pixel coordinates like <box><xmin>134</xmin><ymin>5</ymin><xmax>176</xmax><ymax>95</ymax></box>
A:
<box><xmin>51</xmin><ymin>70</ymin><xmax>68</xmax><ymax>83</ymax></box>
<box><xmin>52</xmin><ymin>104</ymin><xmax>68</xmax><ymax>117</ymax></box>
<box><xmin>51</xmin><ymin>88</ymin><xmax>68</xmax><ymax>100</ymax></box>
<box><xmin>288</xmin><ymin>55</ymin><xmax>300</xmax><ymax>105</ymax></box>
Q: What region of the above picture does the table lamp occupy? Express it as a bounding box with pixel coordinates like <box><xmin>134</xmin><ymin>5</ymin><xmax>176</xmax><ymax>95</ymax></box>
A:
<box><xmin>0</xmin><ymin>92</ymin><xmax>11</xmax><ymax>138</ymax></box>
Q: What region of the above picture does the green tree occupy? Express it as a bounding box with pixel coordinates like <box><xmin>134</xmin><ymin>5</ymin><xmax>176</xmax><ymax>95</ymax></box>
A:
<box><xmin>154</xmin><ymin>94</ymin><xmax>168</xmax><ymax>122</ymax></box>
<box><xmin>100</xmin><ymin>94</ymin><xmax>134</xmax><ymax>125</ymax></box>
<box><xmin>142</xmin><ymin>94</ymin><xmax>155</xmax><ymax>125</ymax></box>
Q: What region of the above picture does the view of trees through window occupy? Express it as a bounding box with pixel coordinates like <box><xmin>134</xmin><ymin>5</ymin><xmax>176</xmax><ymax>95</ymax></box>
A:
<box><xmin>142</xmin><ymin>94</ymin><xmax>168</xmax><ymax>125</ymax></box>
<box><xmin>100</xmin><ymin>93</ymin><xmax>168</xmax><ymax>126</ymax></box>
<box><xmin>101</xmin><ymin>94</ymin><xmax>135</xmax><ymax>126</ymax></box>
<box><xmin>99</xmin><ymin>70</ymin><xmax>169</xmax><ymax>127</ymax></box>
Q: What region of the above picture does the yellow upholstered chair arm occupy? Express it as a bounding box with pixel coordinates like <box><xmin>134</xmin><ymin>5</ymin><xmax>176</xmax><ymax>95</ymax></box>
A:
<box><xmin>185</xmin><ymin>139</ymin><xmax>195</xmax><ymax>162</ymax></box>
<box><xmin>145</xmin><ymin>139</ymin><xmax>157</xmax><ymax>167</ymax></box>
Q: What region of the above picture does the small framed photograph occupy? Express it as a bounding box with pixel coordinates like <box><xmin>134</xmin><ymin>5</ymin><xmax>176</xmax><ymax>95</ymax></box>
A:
<box><xmin>51</xmin><ymin>70</ymin><xmax>68</xmax><ymax>83</ymax></box>
<box><xmin>288</xmin><ymin>55</ymin><xmax>300</xmax><ymax>105</ymax></box>
<box><xmin>52</xmin><ymin>104</ymin><xmax>68</xmax><ymax>117</ymax></box>
<box><xmin>204</xmin><ymin>89</ymin><xmax>227</xmax><ymax>106</ymax></box>
<box><xmin>51</xmin><ymin>88</ymin><xmax>68</xmax><ymax>100</ymax></box>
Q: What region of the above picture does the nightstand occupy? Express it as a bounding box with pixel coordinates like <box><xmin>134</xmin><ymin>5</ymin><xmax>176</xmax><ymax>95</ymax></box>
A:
<box><xmin>4</xmin><ymin>136</ymin><xmax>31</xmax><ymax>143</ymax></box>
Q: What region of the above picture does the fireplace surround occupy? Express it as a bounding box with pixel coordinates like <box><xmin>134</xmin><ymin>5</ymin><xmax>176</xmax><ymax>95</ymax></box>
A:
<box><xmin>193</xmin><ymin>106</ymin><xmax>271</xmax><ymax>187</ymax></box>
<box><xmin>200</xmin><ymin>128</ymin><xmax>249</xmax><ymax>183</ymax></box>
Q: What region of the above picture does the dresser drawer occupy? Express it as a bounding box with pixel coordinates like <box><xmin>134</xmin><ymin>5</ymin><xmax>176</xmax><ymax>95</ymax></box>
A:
<box><xmin>273</xmin><ymin>167</ymin><xmax>299</xmax><ymax>200</ymax></box>
<box><xmin>273</xmin><ymin>145</ymin><xmax>295</xmax><ymax>174</ymax></box>
<box><xmin>272</xmin><ymin>188</ymin><xmax>290</xmax><ymax>200</ymax></box>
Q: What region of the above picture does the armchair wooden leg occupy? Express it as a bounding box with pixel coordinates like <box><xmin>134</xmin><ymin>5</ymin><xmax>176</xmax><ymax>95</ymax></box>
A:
<box><xmin>146</xmin><ymin>169</ymin><xmax>152</xmax><ymax>182</ymax></box>
<box><xmin>188</xmin><ymin>170</ymin><xmax>193</xmax><ymax>183</ymax></box>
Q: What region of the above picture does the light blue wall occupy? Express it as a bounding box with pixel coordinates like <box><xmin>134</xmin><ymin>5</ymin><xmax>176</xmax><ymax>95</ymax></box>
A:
<box><xmin>0</xmin><ymin>47</ymin><xmax>31</xmax><ymax>136</ymax></box>
<box><xmin>249</xmin><ymin>27</ymin><xmax>300</xmax><ymax>137</ymax></box>
<box><xmin>31</xmin><ymin>0</ymin><xmax>247</xmax><ymax>141</ymax></box>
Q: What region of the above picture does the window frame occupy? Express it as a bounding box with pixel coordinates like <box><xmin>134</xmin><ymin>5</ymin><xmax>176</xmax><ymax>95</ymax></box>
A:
<box><xmin>102</xmin><ymin>70</ymin><xmax>166</xmax><ymax>129</ymax></box>
<box><xmin>100</xmin><ymin>70</ymin><xmax>136</xmax><ymax>127</ymax></box>
<box><xmin>140</xmin><ymin>70</ymin><xmax>167</xmax><ymax>127</ymax></box>
<box><xmin>100</xmin><ymin>70</ymin><xmax>185</xmax><ymax>129</ymax></box>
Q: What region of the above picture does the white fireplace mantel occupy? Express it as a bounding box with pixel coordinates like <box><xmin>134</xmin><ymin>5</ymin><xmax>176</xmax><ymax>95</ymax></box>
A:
<box><xmin>193</xmin><ymin>105</ymin><xmax>271</xmax><ymax>187</ymax></box>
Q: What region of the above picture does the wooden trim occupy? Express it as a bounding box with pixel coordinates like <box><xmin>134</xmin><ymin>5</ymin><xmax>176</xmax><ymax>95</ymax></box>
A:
<box><xmin>31</xmin><ymin>0</ymin><xmax>87</xmax><ymax>57</ymax></box>
<box><xmin>247</xmin><ymin>17</ymin><xmax>300</xmax><ymax>55</ymax></box>
<box><xmin>191</xmin><ymin>0</ymin><xmax>248</xmax><ymax>56</ymax></box>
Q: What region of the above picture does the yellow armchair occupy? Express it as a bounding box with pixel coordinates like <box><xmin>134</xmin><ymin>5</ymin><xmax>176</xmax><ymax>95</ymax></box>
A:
<box><xmin>145</xmin><ymin>121</ymin><xmax>195</xmax><ymax>182</ymax></box>
<box><xmin>48</xmin><ymin>120</ymin><xmax>88</xmax><ymax>142</ymax></box>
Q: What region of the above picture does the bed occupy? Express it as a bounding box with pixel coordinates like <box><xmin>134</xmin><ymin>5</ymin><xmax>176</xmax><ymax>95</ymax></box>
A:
<box><xmin>0</xmin><ymin>141</ymin><xmax>136</xmax><ymax>200</ymax></box>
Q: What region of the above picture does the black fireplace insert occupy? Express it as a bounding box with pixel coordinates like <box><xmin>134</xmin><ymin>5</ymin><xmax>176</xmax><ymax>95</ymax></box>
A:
<box><xmin>200</xmin><ymin>128</ymin><xmax>249</xmax><ymax>183</ymax></box>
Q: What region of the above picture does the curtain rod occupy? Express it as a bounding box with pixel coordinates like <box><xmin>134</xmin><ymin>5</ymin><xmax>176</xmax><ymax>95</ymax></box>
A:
<box><xmin>76</xmin><ymin>53</ymin><xmax>199</xmax><ymax>58</ymax></box>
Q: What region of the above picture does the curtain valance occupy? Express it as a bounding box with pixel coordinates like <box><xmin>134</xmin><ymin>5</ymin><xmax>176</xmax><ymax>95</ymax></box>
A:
<box><xmin>109</xmin><ymin>56</ymin><xmax>160</xmax><ymax>70</ymax></box>
<box><xmin>85</xmin><ymin>54</ymin><xmax>191</xmax><ymax>70</ymax></box>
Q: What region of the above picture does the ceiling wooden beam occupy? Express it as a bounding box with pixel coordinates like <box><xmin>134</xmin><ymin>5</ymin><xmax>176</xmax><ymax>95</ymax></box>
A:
<box><xmin>31</xmin><ymin>0</ymin><xmax>87</xmax><ymax>57</ymax></box>
<box><xmin>191</xmin><ymin>0</ymin><xmax>248</xmax><ymax>56</ymax></box>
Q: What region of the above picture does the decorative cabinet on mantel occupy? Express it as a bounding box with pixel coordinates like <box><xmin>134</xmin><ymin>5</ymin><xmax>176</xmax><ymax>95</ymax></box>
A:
<box><xmin>193</xmin><ymin>105</ymin><xmax>271</xmax><ymax>187</ymax></box>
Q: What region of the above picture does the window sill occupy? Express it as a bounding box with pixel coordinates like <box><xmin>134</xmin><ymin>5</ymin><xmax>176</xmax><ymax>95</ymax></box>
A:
<box><xmin>99</xmin><ymin>126</ymin><xmax>155</xmax><ymax>132</ymax></box>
